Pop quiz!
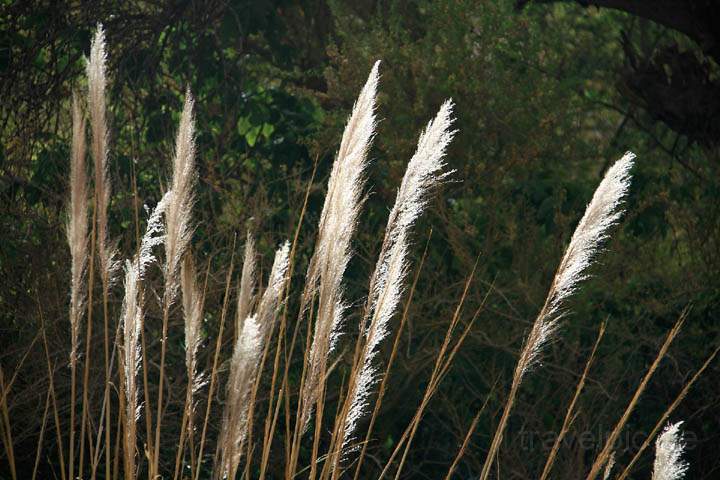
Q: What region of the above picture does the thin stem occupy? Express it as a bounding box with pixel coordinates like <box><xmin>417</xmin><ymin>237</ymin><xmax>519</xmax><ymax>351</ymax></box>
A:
<box><xmin>539</xmin><ymin>320</ymin><xmax>606</xmax><ymax>480</ymax></box>
<box><xmin>32</xmin><ymin>388</ymin><xmax>52</xmax><ymax>480</ymax></box>
<box><xmin>194</xmin><ymin>244</ymin><xmax>236</xmax><ymax>480</ymax></box>
<box><xmin>40</xmin><ymin>307</ymin><xmax>67</xmax><ymax>480</ymax></box>
<box><xmin>79</xmin><ymin>207</ymin><xmax>98</xmax><ymax>479</ymax></box>
<box><xmin>585</xmin><ymin>312</ymin><xmax>686</xmax><ymax>480</ymax></box>
<box><xmin>616</xmin><ymin>343</ymin><xmax>720</xmax><ymax>480</ymax></box>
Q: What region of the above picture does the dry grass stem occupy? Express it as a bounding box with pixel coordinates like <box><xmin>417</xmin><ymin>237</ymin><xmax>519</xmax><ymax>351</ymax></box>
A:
<box><xmin>154</xmin><ymin>90</ymin><xmax>197</xmax><ymax>475</ymax></box>
<box><xmin>585</xmin><ymin>314</ymin><xmax>685</xmax><ymax>480</ymax></box>
<box><xmin>616</xmin><ymin>344</ymin><xmax>719</xmax><ymax>480</ymax></box>
<box><xmin>539</xmin><ymin>320</ymin><xmax>606</xmax><ymax>480</ymax></box>
<box><xmin>67</xmin><ymin>92</ymin><xmax>88</xmax><ymax>480</ymax></box>
<box><xmin>87</xmin><ymin>25</ymin><xmax>117</xmax><ymax>480</ymax></box>
<box><xmin>194</xmin><ymin>246</ymin><xmax>236</xmax><ymax>480</ymax></box>
<box><xmin>173</xmin><ymin>253</ymin><xmax>206</xmax><ymax>480</ymax></box>
<box><xmin>182</xmin><ymin>253</ymin><xmax>205</xmax><ymax>411</ymax></box>
<box><xmin>119</xmin><ymin>193</ymin><xmax>169</xmax><ymax>479</ymax></box>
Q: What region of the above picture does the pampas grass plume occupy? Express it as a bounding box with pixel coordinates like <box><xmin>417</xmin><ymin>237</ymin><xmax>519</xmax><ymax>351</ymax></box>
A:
<box><xmin>67</xmin><ymin>93</ymin><xmax>88</xmax><ymax>366</ymax></box>
<box><xmin>236</xmin><ymin>233</ymin><xmax>257</xmax><ymax>337</ymax></box>
<box><xmin>300</xmin><ymin>61</ymin><xmax>380</xmax><ymax>432</ymax></box>
<box><xmin>340</xmin><ymin>99</ymin><xmax>456</xmax><ymax>454</ymax></box>
<box><xmin>217</xmin><ymin>241</ymin><xmax>290</xmax><ymax>479</ymax></box>
<box><xmin>164</xmin><ymin>91</ymin><xmax>197</xmax><ymax>300</ymax></box>
<box><xmin>120</xmin><ymin>192</ymin><xmax>170</xmax><ymax>479</ymax></box>
<box><xmin>479</xmin><ymin>153</ymin><xmax>635</xmax><ymax>480</ymax></box>
<box><xmin>652</xmin><ymin>422</ymin><xmax>688</xmax><ymax>480</ymax></box>
<box><xmin>87</xmin><ymin>24</ymin><xmax>116</xmax><ymax>278</ymax></box>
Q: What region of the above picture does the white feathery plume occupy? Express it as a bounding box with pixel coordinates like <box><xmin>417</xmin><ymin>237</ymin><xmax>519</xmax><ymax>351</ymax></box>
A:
<box><xmin>217</xmin><ymin>241</ymin><xmax>290</xmax><ymax>479</ymax></box>
<box><xmin>300</xmin><ymin>61</ymin><xmax>380</xmax><ymax>432</ymax></box>
<box><xmin>522</xmin><ymin>152</ymin><xmax>636</xmax><ymax>371</ymax></box>
<box><xmin>236</xmin><ymin>233</ymin><xmax>257</xmax><ymax>338</ymax></box>
<box><xmin>67</xmin><ymin>93</ymin><xmax>88</xmax><ymax>366</ymax></box>
<box><xmin>479</xmin><ymin>152</ymin><xmax>635</xmax><ymax>480</ymax></box>
<box><xmin>87</xmin><ymin>24</ymin><xmax>117</xmax><ymax>279</ymax></box>
<box><xmin>164</xmin><ymin>90</ymin><xmax>197</xmax><ymax>303</ymax></box>
<box><xmin>603</xmin><ymin>452</ymin><xmax>616</xmax><ymax>480</ymax></box>
<box><xmin>120</xmin><ymin>259</ymin><xmax>142</xmax><ymax>479</ymax></box>
<box><xmin>120</xmin><ymin>192</ymin><xmax>169</xmax><ymax>478</ymax></box>
<box><xmin>652</xmin><ymin>422</ymin><xmax>688</xmax><ymax>480</ymax></box>
<box><xmin>340</xmin><ymin>100</ymin><xmax>456</xmax><ymax>453</ymax></box>
<box><xmin>256</xmin><ymin>241</ymin><xmax>290</xmax><ymax>330</ymax></box>
<box><xmin>66</xmin><ymin>92</ymin><xmax>88</xmax><ymax>480</ymax></box>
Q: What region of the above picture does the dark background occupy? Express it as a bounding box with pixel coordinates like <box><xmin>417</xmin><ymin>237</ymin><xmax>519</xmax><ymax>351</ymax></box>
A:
<box><xmin>1</xmin><ymin>1</ymin><xmax>719</xmax><ymax>478</ymax></box>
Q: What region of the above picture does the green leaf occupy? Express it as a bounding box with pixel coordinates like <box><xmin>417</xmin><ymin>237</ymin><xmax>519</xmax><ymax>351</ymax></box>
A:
<box><xmin>246</xmin><ymin>125</ymin><xmax>262</xmax><ymax>147</ymax></box>
<box><xmin>261</xmin><ymin>122</ymin><xmax>275</xmax><ymax>139</ymax></box>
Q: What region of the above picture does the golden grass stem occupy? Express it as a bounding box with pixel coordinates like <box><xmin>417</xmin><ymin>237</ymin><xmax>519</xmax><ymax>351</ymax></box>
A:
<box><xmin>194</xmin><ymin>243</ymin><xmax>236</xmax><ymax>480</ymax></box>
<box><xmin>259</xmin><ymin>160</ymin><xmax>317</xmax><ymax>478</ymax></box>
<box><xmin>479</xmin><ymin>153</ymin><xmax>634</xmax><ymax>480</ymax></box>
<box><xmin>32</xmin><ymin>388</ymin><xmax>52</xmax><ymax>480</ymax></box>
<box><xmin>585</xmin><ymin>312</ymin><xmax>686</xmax><ymax>480</ymax></box>
<box><xmin>0</xmin><ymin>367</ymin><xmax>17</xmax><ymax>480</ymax></box>
<box><xmin>539</xmin><ymin>320</ymin><xmax>606</xmax><ymax>480</ymax></box>
<box><xmin>78</xmin><ymin>200</ymin><xmax>97</xmax><ymax>480</ymax></box>
<box><xmin>376</xmin><ymin>261</ymin><xmax>481</xmax><ymax>480</ymax></box>
<box><xmin>616</xmin><ymin>343</ymin><xmax>720</xmax><ymax>480</ymax></box>
<box><xmin>40</xmin><ymin>308</ymin><xmax>67</xmax><ymax>480</ymax></box>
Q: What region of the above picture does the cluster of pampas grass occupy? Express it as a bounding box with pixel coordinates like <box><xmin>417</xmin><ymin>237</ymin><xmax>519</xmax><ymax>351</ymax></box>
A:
<box><xmin>336</xmin><ymin>99</ymin><xmax>456</xmax><ymax>464</ymax></box>
<box><xmin>217</xmin><ymin>241</ymin><xmax>289</xmax><ymax>479</ymax></box>
<box><xmin>6</xmin><ymin>23</ymin><xmax>716</xmax><ymax>480</ymax></box>
<box><xmin>120</xmin><ymin>192</ymin><xmax>169</xmax><ymax>480</ymax></box>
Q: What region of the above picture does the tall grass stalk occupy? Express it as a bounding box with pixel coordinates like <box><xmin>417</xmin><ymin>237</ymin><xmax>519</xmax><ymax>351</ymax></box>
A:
<box><xmin>173</xmin><ymin>253</ymin><xmax>206</xmax><ymax>480</ymax></box>
<box><xmin>539</xmin><ymin>320</ymin><xmax>606</xmax><ymax>480</ymax></box>
<box><xmin>153</xmin><ymin>90</ymin><xmax>197</xmax><ymax>476</ymax></box>
<box><xmin>86</xmin><ymin>24</ymin><xmax>117</xmax><ymax>480</ymax></box>
<box><xmin>585</xmin><ymin>314</ymin><xmax>685</xmax><ymax>480</ymax></box>
<box><xmin>353</xmin><ymin>231</ymin><xmax>432</xmax><ymax>480</ymax></box>
<box><xmin>616</xmin><ymin>344</ymin><xmax>719</xmax><ymax>480</ymax></box>
<box><xmin>296</xmin><ymin>61</ymin><xmax>380</xmax><ymax>442</ymax></box>
<box><xmin>194</xmin><ymin>246</ymin><xmax>236</xmax><ymax>480</ymax></box>
<box><xmin>0</xmin><ymin>367</ymin><xmax>17</xmax><ymax>480</ymax></box>
<box><xmin>39</xmin><ymin>308</ymin><xmax>67</xmax><ymax>480</ymax></box>
<box><xmin>479</xmin><ymin>152</ymin><xmax>635</xmax><ymax>480</ymax></box>
<box><xmin>119</xmin><ymin>193</ymin><xmax>169</xmax><ymax>479</ymax></box>
<box><xmin>67</xmin><ymin>92</ymin><xmax>88</xmax><ymax>480</ymax></box>
<box><xmin>329</xmin><ymin>100</ymin><xmax>456</xmax><ymax>477</ymax></box>
<box><xmin>217</xmin><ymin>242</ymin><xmax>290</xmax><ymax>479</ymax></box>
<box><xmin>259</xmin><ymin>159</ymin><xmax>317</xmax><ymax>480</ymax></box>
